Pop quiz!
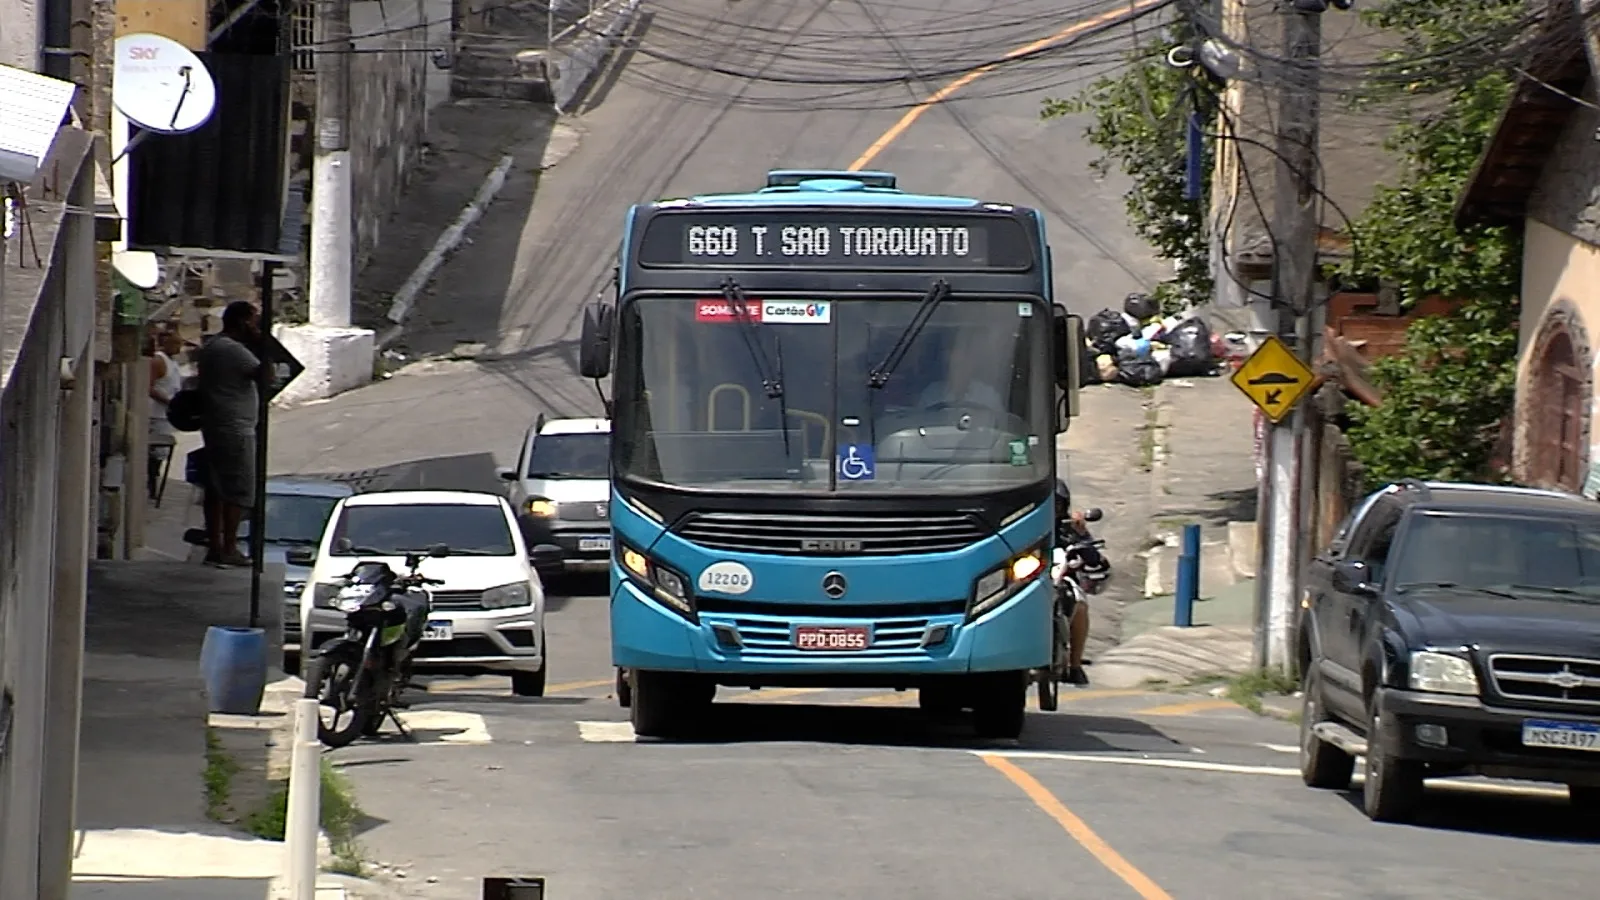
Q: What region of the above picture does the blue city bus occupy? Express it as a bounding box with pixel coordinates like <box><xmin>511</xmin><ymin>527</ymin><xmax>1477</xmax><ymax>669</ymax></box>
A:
<box><xmin>577</xmin><ymin>169</ymin><xmax>1084</xmax><ymax>738</ymax></box>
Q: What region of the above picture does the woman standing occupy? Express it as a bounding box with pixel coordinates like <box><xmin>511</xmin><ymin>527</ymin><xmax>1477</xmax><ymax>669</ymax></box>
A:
<box><xmin>148</xmin><ymin>327</ymin><xmax>186</xmax><ymax>502</ymax></box>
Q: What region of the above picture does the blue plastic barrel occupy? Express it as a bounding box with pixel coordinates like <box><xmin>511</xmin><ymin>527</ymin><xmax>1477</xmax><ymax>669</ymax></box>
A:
<box><xmin>199</xmin><ymin>626</ymin><xmax>269</xmax><ymax>715</ymax></box>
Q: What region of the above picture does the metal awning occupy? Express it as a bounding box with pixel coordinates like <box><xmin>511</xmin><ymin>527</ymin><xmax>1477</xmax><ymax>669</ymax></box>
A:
<box><xmin>0</xmin><ymin>64</ymin><xmax>78</xmax><ymax>184</ymax></box>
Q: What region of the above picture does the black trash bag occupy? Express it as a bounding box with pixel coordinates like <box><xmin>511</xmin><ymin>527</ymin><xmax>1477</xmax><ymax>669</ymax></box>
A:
<box><xmin>1165</xmin><ymin>317</ymin><xmax>1215</xmax><ymax>376</ymax></box>
<box><xmin>1123</xmin><ymin>292</ymin><xmax>1159</xmax><ymax>321</ymax></box>
<box><xmin>1118</xmin><ymin>358</ymin><xmax>1164</xmax><ymax>387</ymax></box>
<box><xmin>1086</xmin><ymin>308</ymin><xmax>1132</xmax><ymax>354</ymax></box>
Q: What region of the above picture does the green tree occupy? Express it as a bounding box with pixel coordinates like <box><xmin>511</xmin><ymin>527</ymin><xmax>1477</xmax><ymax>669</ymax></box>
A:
<box><xmin>1042</xmin><ymin>22</ymin><xmax>1213</xmax><ymax>312</ymax></box>
<box><xmin>1338</xmin><ymin>0</ymin><xmax>1527</xmax><ymax>486</ymax></box>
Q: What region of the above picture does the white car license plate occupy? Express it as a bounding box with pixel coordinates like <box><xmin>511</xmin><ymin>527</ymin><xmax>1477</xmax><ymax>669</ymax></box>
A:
<box><xmin>422</xmin><ymin>620</ymin><xmax>453</xmax><ymax>642</ymax></box>
<box><xmin>578</xmin><ymin>536</ymin><xmax>611</xmax><ymax>552</ymax></box>
<box><xmin>1521</xmin><ymin>719</ymin><xmax>1600</xmax><ymax>752</ymax></box>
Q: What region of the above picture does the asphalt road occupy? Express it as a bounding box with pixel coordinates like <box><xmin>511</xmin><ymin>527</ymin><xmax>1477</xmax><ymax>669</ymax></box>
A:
<box><xmin>338</xmin><ymin>584</ymin><xmax>1599</xmax><ymax>900</ymax></box>
<box><xmin>267</xmin><ymin>1</ymin><xmax>1600</xmax><ymax>896</ymax></box>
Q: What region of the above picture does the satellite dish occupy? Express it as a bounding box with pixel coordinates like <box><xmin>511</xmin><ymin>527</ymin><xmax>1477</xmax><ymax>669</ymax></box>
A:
<box><xmin>112</xmin><ymin>33</ymin><xmax>218</xmax><ymax>135</ymax></box>
<box><xmin>112</xmin><ymin>250</ymin><xmax>161</xmax><ymax>289</ymax></box>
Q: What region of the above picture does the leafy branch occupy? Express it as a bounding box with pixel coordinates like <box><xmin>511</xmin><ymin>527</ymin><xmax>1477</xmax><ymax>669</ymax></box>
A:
<box><xmin>1337</xmin><ymin>0</ymin><xmax>1525</xmax><ymax>486</ymax></box>
<box><xmin>1042</xmin><ymin>20</ymin><xmax>1214</xmax><ymax>313</ymax></box>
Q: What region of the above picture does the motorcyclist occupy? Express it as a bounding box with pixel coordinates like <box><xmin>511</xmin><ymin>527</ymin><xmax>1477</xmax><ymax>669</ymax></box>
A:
<box><xmin>1053</xmin><ymin>479</ymin><xmax>1104</xmax><ymax>687</ymax></box>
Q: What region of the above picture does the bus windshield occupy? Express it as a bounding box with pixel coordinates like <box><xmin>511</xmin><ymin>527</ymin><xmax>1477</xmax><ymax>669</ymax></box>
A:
<box><xmin>612</xmin><ymin>295</ymin><xmax>1053</xmax><ymax>493</ymax></box>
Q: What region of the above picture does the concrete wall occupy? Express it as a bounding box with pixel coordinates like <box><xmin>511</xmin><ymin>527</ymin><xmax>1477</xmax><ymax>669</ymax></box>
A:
<box><xmin>0</xmin><ymin>0</ymin><xmax>39</xmax><ymax>70</ymax></box>
<box><xmin>0</xmin><ymin>149</ymin><xmax>98</xmax><ymax>900</ymax></box>
<box><xmin>349</xmin><ymin>0</ymin><xmax>433</xmax><ymax>273</ymax></box>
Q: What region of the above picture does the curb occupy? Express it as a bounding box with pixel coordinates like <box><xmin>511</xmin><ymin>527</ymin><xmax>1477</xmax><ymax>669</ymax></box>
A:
<box><xmin>550</xmin><ymin>0</ymin><xmax>644</xmax><ymax>112</ymax></box>
<box><xmin>379</xmin><ymin>153</ymin><xmax>517</xmax><ymax>349</ymax></box>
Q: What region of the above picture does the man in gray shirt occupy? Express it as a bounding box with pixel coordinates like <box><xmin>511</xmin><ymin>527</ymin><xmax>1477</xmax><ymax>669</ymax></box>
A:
<box><xmin>196</xmin><ymin>300</ymin><xmax>264</xmax><ymax>566</ymax></box>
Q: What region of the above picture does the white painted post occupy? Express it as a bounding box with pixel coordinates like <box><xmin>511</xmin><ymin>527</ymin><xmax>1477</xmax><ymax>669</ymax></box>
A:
<box><xmin>284</xmin><ymin>698</ymin><xmax>322</xmax><ymax>900</ymax></box>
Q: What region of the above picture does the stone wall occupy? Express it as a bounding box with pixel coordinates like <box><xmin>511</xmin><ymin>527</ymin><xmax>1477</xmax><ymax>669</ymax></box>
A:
<box><xmin>349</xmin><ymin>0</ymin><xmax>431</xmax><ymax>273</ymax></box>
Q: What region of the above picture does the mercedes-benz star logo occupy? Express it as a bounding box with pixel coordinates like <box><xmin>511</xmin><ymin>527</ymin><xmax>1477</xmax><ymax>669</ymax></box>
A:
<box><xmin>821</xmin><ymin>571</ymin><xmax>848</xmax><ymax>599</ymax></box>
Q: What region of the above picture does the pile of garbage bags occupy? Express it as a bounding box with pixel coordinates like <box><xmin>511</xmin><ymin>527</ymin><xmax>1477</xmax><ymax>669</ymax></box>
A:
<box><xmin>1082</xmin><ymin>293</ymin><xmax>1225</xmax><ymax>387</ymax></box>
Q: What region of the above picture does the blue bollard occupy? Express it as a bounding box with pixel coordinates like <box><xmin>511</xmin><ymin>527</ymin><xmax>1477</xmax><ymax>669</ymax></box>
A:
<box><xmin>199</xmin><ymin>626</ymin><xmax>269</xmax><ymax>715</ymax></box>
<box><xmin>1174</xmin><ymin>523</ymin><xmax>1202</xmax><ymax>627</ymax></box>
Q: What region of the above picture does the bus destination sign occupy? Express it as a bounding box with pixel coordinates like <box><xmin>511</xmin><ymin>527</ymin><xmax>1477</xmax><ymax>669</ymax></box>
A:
<box><xmin>635</xmin><ymin>210</ymin><xmax>1033</xmax><ymax>270</ymax></box>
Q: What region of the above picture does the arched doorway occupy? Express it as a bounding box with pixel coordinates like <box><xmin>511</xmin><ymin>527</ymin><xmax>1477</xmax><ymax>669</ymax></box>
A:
<box><xmin>1528</xmin><ymin>327</ymin><xmax>1587</xmax><ymax>491</ymax></box>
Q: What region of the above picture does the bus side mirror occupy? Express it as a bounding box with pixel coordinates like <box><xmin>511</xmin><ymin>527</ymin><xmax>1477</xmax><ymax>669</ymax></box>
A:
<box><xmin>1052</xmin><ymin>308</ymin><xmax>1082</xmax><ymax>428</ymax></box>
<box><xmin>579</xmin><ymin>302</ymin><xmax>614</xmax><ymax>380</ymax></box>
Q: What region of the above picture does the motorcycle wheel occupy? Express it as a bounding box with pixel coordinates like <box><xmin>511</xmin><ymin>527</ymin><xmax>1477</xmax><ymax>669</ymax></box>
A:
<box><xmin>304</xmin><ymin>651</ymin><xmax>370</xmax><ymax>748</ymax></box>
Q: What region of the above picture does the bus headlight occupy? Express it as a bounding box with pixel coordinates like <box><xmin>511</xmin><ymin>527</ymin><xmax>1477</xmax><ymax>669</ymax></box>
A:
<box><xmin>968</xmin><ymin>547</ymin><xmax>1045</xmax><ymax>621</ymax></box>
<box><xmin>618</xmin><ymin>543</ymin><xmax>695</xmax><ymax>620</ymax></box>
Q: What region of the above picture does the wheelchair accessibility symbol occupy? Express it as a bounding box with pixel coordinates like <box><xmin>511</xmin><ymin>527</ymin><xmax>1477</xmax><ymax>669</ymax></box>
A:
<box><xmin>838</xmin><ymin>444</ymin><xmax>875</xmax><ymax>481</ymax></box>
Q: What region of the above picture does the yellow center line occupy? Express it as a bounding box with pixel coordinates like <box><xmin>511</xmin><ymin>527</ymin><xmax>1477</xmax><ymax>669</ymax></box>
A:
<box><xmin>847</xmin><ymin>0</ymin><xmax>1171</xmax><ymax>172</ymax></box>
<box><xmin>723</xmin><ymin>688</ymin><xmax>826</xmax><ymax>703</ymax></box>
<box><xmin>852</xmin><ymin>687</ymin><xmax>1157</xmax><ymax>707</ymax></box>
<box><xmin>982</xmin><ymin>754</ymin><xmax>1175</xmax><ymax>900</ymax></box>
<box><xmin>426</xmin><ymin>676</ymin><xmax>615</xmax><ymax>695</ymax></box>
<box><xmin>545</xmin><ymin>678</ymin><xmax>616</xmax><ymax>694</ymax></box>
<box><xmin>1134</xmin><ymin>698</ymin><xmax>1242</xmax><ymax>717</ymax></box>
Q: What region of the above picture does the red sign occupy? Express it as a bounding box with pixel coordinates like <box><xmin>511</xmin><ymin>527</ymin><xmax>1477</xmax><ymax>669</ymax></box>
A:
<box><xmin>694</xmin><ymin>299</ymin><xmax>762</xmax><ymax>322</ymax></box>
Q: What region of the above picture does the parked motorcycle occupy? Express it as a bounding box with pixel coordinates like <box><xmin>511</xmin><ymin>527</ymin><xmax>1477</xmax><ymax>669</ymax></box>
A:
<box><xmin>1035</xmin><ymin>508</ymin><xmax>1108</xmax><ymax>712</ymax></box>
<box><xmin>303</xmin><ymin>544</ymin><xmax>448</xmax><ymax>747</ymax></box>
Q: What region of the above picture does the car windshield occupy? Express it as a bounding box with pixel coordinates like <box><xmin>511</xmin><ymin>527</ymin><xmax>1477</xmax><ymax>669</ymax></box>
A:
<box><xmin>612</xmin><ymin>295</ymin><xmax>1053</xmax><ymax>493</ymax></box>
<box><xmin>1392</xmin><ymin>512</ymin><xmax>1600</xmax><ymax>601</ymax></box>
<box><xmin>526</xmin><ymin>432</ymin><xmax>609</xmax><ymax>478</ymax></box>
<box><xmin>243</xmin><ymin>491</ymin><xmax>343</xmax><ymax>545</ymax></box>
<box><xmin>327</xmin><ymin>503</ymin><xmax>516</xmax><ymax>556</ymax></box>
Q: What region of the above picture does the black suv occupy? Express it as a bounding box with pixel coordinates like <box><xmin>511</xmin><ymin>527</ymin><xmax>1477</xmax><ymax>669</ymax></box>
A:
<box><xmin>1297</xmin><ymin>479</ymin><xmax>1600</xmax><ymax>822</ymax></box>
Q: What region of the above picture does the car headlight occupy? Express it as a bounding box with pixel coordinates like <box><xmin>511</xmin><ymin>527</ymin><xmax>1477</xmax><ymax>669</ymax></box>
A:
<box><xmin>284</xmin><ymin>581</ymin><xmax>305</xmax><ymax>600</ymax></box>
<box><xmin>968</xmin><ymin>547</ymin><xmax>1045</xmax><ymax>621</ymax></box>
<box><xmin>618</xmin><ymin>544</ymin><xmax>694</xmax><ymax>619</ymax></box>
<box><xmin>524</xmin><ymin>497</ymin><xmax>557</xmax><ymax>518</ymax></box>
<box><xmin>311</xmin><ymin>582</ymin><xmax>343</xmax><ymax>608</ymax></box>
<box><xmin>482</xmin><ymin>582</ymin><xmax>533</xmax><ymax>609</ymax></box>
<box><xmin>1409</xmin><ymin>651</ymin><xmax>1479</xmax><ymax>696</ymax></box>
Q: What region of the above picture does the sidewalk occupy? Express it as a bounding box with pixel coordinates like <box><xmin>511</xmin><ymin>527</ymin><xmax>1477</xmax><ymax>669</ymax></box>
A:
<box><xmin>74</xmin><ymin>467</ymin><xmax>394</xmax><ymax>899</ymax></box>
<box><xmin>1093</xmin><ymin>373</ymin><xmax>1265</xmax><ymax>688</ymax></box>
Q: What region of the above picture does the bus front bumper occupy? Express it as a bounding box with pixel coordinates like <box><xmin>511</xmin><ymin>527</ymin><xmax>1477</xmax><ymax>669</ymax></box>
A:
<box><xmin>611</xmin><ymin>578</ymin><xmax>1050</xmax><ymax>680</ymax></box>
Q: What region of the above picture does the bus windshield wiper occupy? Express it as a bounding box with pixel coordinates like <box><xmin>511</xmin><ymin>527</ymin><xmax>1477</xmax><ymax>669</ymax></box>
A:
<box><xmin>722</xmin><ymin>279</ymin><xmax>784</xmax><ymax>400</ymax></box>
<box><xmin>721</xmin><ymin>279</ymin><xmax>791</xmax><ymax>458</ymax></box>
<box><xmin>867</xmin><ymin>279</ymin><xmax>951</xmax><ymax>389</ymax></box>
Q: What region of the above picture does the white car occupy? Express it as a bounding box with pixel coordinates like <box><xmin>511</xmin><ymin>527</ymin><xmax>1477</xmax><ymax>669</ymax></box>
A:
<box><xmin>499</xmin><ymin>415</ymin><xmax>612</xmax><ymax>577</ymax></box>
<box><xmin>294</xmin><ymin>489</ymin><xmax>559</xmax><ymax>696</ymax></box>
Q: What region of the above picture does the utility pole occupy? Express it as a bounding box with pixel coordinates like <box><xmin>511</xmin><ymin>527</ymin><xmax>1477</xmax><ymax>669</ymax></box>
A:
<box><xmin>1254</xmin><ymin>2</ymin><xmax>1323</xmax><ymax>670</ymax></box>
<box><xmin>311</xmin><ymin>0</ymin><xmax>354</xmax><ymax>328</ymax></box>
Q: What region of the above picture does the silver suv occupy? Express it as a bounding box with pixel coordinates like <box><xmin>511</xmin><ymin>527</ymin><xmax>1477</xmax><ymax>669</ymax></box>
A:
<box><xmin>499</xmin><ymin>415</ymin><xmax>611</xmax><ymax>578</ymax></box>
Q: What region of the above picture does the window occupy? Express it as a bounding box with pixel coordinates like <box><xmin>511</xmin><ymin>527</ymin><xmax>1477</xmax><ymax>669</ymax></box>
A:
<box><xmin>1351</xmin><ymin>501</ymin><xmax>1403</xmax><ymax>583</ymax></box>
<box><xmin>526</xmin><ymin>433</ymin><xmax>609</xmax><ymax>479</ymax></box>
<box><xmin>245</xmin><ymin>492</ymin><xmax>341</xmax><ymax>545</ymax></box>
<box><xmin>1391</xmin><ymin>512</ymin><xmax>1600</xmax><ymax>600</ymax></box>
<box><xmin>329</xmin><ymin>503</ymin><xmax>516</xmax><ymax>557</ymax></box>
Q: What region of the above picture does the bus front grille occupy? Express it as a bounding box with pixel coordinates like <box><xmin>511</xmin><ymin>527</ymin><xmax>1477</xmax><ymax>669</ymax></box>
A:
<box><xmin>673</xmin><ymin>510</ymin><xmax>988</xmax><ymax>556</ymax></box>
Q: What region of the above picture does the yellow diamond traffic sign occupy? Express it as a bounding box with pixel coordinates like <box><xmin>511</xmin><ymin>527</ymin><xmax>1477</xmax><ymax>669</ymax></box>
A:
<box><xmin>1230</xmin><ymin>335</ymin><xmax>1315</xmax><ymax>424</ymax></box>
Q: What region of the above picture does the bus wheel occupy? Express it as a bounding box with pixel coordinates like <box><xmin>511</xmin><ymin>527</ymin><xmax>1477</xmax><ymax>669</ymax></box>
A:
<box><xmin>629</xmin><ymin>670</ymin><xmax>708</xmax><ymax>739</ymax></box>
<box><xmin>972</xmin><ymin>671</ymin><xmax>1027</xmax><ymax>739</ymax></box>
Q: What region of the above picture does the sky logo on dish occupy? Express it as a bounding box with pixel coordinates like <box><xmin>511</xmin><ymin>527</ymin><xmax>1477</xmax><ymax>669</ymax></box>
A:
<box><xmin>761</xmin><ymin>301</ymin><xmax>832</xmax><ymax>324</ymax></box>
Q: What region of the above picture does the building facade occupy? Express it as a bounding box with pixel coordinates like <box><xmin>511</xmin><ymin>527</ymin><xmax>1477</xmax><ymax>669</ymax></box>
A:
<box><xmin>1457</xmin><ymin>6</ymin><xmax>1599</xmax><ymax>493</ymax></box>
